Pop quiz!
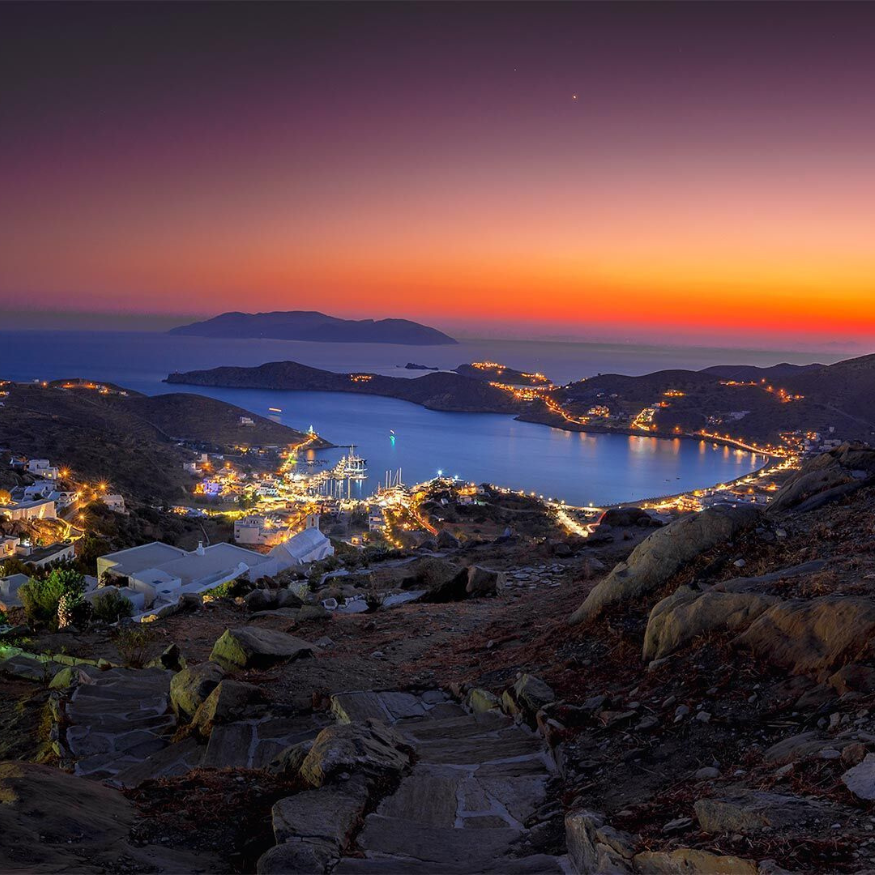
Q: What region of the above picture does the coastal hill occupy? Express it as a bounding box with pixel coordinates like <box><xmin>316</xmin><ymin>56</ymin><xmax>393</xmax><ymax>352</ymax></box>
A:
<box><xmin>167</xmin><ymin>362</ymin><xmax>520</xmax><ymax>413</ymax></box>
<box><xmin>454</xmin><ymin>362</ymin><xmax>550</xmax><ymax>386</ymax></box>
<box><xmin>169</xmin><ymin>310</ymin><xmax>457</xmax><ymax>345</ymax></box>
<box><xmin>532</xmin><ymin>353</ymin><xmax>875</xmax><ymax>446</ymax></box>
<box><xmin>0</xmin><ymin>382</ymin><xmax>328</xmax><ymax>500</ymax></box>
<box><xmin>166</xmin><ymin>360</ymin><xmax>521</xmax><ymax>413</ymax></box>
<box><xmin>701</xmin><ymin>362</ymin><xmax>823</xmax><ymax>381</ymax></box>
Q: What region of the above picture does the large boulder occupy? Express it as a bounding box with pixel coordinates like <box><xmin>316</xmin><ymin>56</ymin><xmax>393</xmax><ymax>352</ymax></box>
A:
<box><xmin>570</xmin><ymin>505</ymin><xmax>761</xmax><ymax>625</ymax></box>
<box><xmin>829</xmin><ymin>663</ymin><xmax>875</xmax><ymax>695</ymax></box>
<box><xmin>565</xmin><ymin>809</ymin><xmax>635</xmax><ymax>874</ymax></box>
<box><xmin>436</xmin><ymin>529</ymin><xmax>461</xmax><ymax>550</ymax></box>
<box><xmin>599</xmin><ymin>507</ymin><xmax>656</xmax><ymax>528</ymax></box>
<box><xmin>733</xmin><ymin>596</ymin><xmax>875</xmax><ymax>677</ymax></box>
<box><xmin>268</xmin><ymin>739</ymin><xmax>314</xmax><ymax>776</ymax></box>
<box><xmin>210</xmin><ymin>627</ymin><xmax>320</xmax><ymax>670</ymax></box>
<box><xmin>271</xmin><ymin>776</ymin><xmax>370</xmax><ymax>846</ymax></box>
<box><xmin>410</xmin><ymin>557</ymin><xmax>470</xmax><ymax>602</ymax></box>
<box><xmin>277</xmin><ymin>588</ymin><xmax>304</xmax><ymax>609</ymax></box>
<box><xmin>244</xmin><ymin>589</ymin><xmax>276</xmax><ymax>612</ymax></box>
<box><xmin>841</xmin><ymin>752</ymin><xmax>875</xmax><ymax>800</ymax></box>
<box><xmin>256</xmin><ymin>839</ymin><xmax>337</xmax><ymax>874</ymax></box>
<box><xmin>694</xmin><ymin>790</ymin><xmax>839</xmax><ymax>835</ymax></box>
<box><xmin>348</xmin><ymin>556</ymin><xmax>470</xmax><ymax>602</ymax></box>
<box><xmin>466</xmin><ymin>687</ymin><xmax>502</xmax><ymax>714</ymax></box>
<box><xmin>466</xmin><ymin>566</ymin><xmax>506</xmax><ymax>598</ymax></box>
<box><xmin>643</xmin><ymin>586</ymin><xmax>780</xmax><ymax>661</ymax></box>
<box><xmin>633</xmin><ymin>849</ymin><xmax>756</xmax><ymax>874</ymax></box>
<box><xmin>169</xmin><ymin>661</ymin><xmax>225</xmax><ymax>721</ymax></box>
<box><xmin>768</xmin><ymin>443</ymin><xmax>875</xmax><ymax>514</ymax></box>
<box><xmin>299</xmin><ymin>718</ymin><xmax>411</xmax><ymax>788</ymax></box>
<box><xmin>191</xmin><ymin>679</ymin><xmax>265</xmax><ymax>737</ymax></box>
<box><xmin>502</xmin><ymin>674</ymin><xmax>555</xmax><ymax>725</ymax></box>
<box><xmin>763</xmin><ymin>731</ymin><xmax>843</xmax><ymax>765</ymax></box>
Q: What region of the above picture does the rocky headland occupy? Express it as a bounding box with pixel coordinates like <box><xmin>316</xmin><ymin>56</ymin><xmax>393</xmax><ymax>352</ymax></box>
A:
<box><xmin>166</xmin><ymin>361</ymin><xmax>522</xmax><ymax>414</ymax></box>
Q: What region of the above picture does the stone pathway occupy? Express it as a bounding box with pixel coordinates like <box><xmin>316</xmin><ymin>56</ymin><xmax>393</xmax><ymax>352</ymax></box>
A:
<box><xmin>331</xmin><ymin>692</ymin><xmax>565</xmax><ymax>873</ymax></box>
<box><xmin>0</xmin><ymin>652</ymin><xmax>63</xmax><ymax>682</ymax></box>
<box><xmin>64</xmin><ymin>665</ymin><xmax>330</xmax><ymax>787</ymax></box>
<box><xmin>65</xmin><ymin>666</ymin><xmax>178</xmax><ymax>780</ymax></box>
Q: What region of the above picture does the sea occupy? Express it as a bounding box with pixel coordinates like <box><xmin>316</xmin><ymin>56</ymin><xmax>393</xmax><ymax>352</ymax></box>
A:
<box><xmin>0</xmin><ymin>331</ymin><xmax>841</xmax><ymax>507</ymax></box>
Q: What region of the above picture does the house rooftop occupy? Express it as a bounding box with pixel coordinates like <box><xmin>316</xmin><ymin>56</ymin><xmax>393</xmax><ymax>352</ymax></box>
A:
<box><xmin>272</xmin><ymin>527</ymin><xmax>331</xmax><ymax>561</ymax></box>
<box><xmin>157</xmin><ymin>543</ymin><xmax>273</xmax><ymax>585</ymax></box>
<box><xmin>24</xmin><ymin>542</ymin><xmax>72</xmax><ymax>562</ymax></box>
<box><xmin>100</xmin><ymin>542</ymin><xmax>188</xmax><ymax>575</ymax></box>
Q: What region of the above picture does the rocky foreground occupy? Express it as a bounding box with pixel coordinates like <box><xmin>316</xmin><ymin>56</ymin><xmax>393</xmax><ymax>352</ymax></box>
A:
<box><xmin>5</xmin><ymin>443</ymin><xmax>875</xmax><ymax>873</ymax></box>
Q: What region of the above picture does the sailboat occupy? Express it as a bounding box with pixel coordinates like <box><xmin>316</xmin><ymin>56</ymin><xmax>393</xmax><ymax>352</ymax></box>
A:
<box><xmin>331</xmin><ymin>445</ymin><xmax>368</xmax><ymax>481</ymax></box>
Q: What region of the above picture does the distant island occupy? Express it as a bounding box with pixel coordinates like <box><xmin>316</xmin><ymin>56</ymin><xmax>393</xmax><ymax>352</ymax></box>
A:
<box><xmin>166</xmin><ymin>361</ymin><xmax>520</xmax><ymax>413</ymax></box>
<box><xmin>169</xmin><ymin>310</ymin><xmax>457</xmax><ymax>345</ymax></box>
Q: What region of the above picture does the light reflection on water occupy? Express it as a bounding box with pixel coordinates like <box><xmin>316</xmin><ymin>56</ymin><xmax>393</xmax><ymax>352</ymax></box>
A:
<box><xmin>163</xmin><ymin>385</ymin><xmax>760</xmax><ymax>506</ymax></box>
<box><xmin>0</xmin><ymin>330</ymin><xmax>767</xmax><ymax>505</ymax></box>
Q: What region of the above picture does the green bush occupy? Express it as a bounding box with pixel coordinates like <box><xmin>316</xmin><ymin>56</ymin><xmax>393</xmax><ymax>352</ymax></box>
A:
<box><xmin>112</xmin><ymin>625</ymin><xmax>156</xmax><ymax>668</ymax></box>
<box><xmin>91</xmin><ymin>590</ymin><xmax>134</xmax><ymax>623</ymax></box>
<box><xmin>19</xmin><ymin>569</ymin><xmax>85</xmax><ymax>630</ymax></box>
<box><xmin>202</xmin><ymin>576</ymin><xmax>251</xmax><ymax>602</ymax></box>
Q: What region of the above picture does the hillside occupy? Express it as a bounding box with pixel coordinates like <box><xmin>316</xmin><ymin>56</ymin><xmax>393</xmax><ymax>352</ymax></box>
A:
<box><xmin>166</xmin><ymin>361</ymin><xmax>522</xmax><ymax>413</ymax></box>
<box><xmin>0</xmin><ymin>383</ymin><xmax>328</xmax><ymax>500</ymax></box>
<box><xmin>701</xmin><ymin>362</ymin><xmax>823</xmax><ymax>381</ymax></box>
<box><xmin>454</xmin><ymin>362</ymin><xmax>550</xmax><ymax>386</ymax></box>
<box><xmin>169</xmin><ymin>310</ymin><xmax>457</xmax><ymax>345</ymax></box>
<box><xmin>119</xmin><ymin>394</ymin><xmax>331</xmax><ymax>449</ymax></box>
<box><xmin>539</xmin><ymin>352</ymin><xmax>875</xmax><ymax>446</ymax></box>
<box><xmin>783</xmin><ymin>353</ymin><xmax>875</xmax><ymax>417</ymax></box>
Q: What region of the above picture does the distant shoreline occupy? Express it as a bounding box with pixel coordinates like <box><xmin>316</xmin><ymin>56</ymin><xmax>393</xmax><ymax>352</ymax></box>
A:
<box><xmin>166</xmin><ymin>372</ymin><xmax>774</xmax><ymax>460</ymax></box>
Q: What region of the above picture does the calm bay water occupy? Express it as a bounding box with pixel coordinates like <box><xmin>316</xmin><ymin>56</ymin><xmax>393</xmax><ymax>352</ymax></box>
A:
<box><xmin>0</xmin><ymin>330</ymin><xmax>821</xmax><ymax>505</ymax></box>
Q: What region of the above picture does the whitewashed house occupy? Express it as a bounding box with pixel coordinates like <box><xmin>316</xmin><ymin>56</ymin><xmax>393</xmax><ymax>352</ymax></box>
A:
<box><xmin>22</xmin><ymin>481</ymin><xmax>55</xmax><ymax>500</ymax></box>
<box><xmin>100</xmin><ymin>494</ymin><xmax>126</xmax><ymax>513</ymax></box>
<box><xmin>1</xmin><ymin>535</ymin><xmax>20</xmax><ymax>558</ymax></box>
<box><xmin>270</xmin><ymin>516</ymin><xmax>333</xmax><ymax>568</ymax></box>
<box><xmin>97</xmin><ymin>540</ymin><xmax>278</xmax><ymax>617</ymax></box>
<box><xmin>47</xmin><ymin>489</ymin><xmax>79</xmax><ymax>509</ymax></box>
<box><xmin>24</xmin><ymin>541</ymin><xmax>76</xmax><ymax>568</ymax></box>
<box><xmin>0</xmin><ymin>498</ymin><xmax>56</xmax><ymax>521</ymax></box>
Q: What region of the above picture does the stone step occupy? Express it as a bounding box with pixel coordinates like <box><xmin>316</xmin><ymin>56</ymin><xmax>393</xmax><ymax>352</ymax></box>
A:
<box><xmin>64</xmin><ymin>713</ymin><xmax>175</xmax><ymax>734</ymax></box>
<box><xmin>376</xmin><ymin>766</ymin><xmax>461</xmax><ymax>827</ymax></box>
<box><xmin>332</xmin><ymin>690</ymin><xmax>466</xmax><ymax>725</ymax></box>
<box><xmin>0</xmin><ymin>655</ymin><xmax>61</xmax><ymax>681</ymax></box>
<box><xmin>414</xmin><ymin>733</ymin><xmax>545</xmax><ymax>766</ymax></box>
<box><xmin>203</xmin><ymin>722</ymin><xmax>257</xmax><ymax>769</ymax></box>
<box><xmin>113</xmin><ymin>737</ymin><xmax>205</xmax><ymax>788</ymax></box>
<box><xmin>355</xmin><ymin>815</ymin><xmax>524</xmax><ymax>868</ymax></box>
<box><xmin>66</xmin><ymin>695</ymin><xmax>169</xmax><ymax>719</ymax></box>
<box><xmin>399</xmin><ymin>713</ymin><xmax>511</xmax><ymax>742</ymax></box>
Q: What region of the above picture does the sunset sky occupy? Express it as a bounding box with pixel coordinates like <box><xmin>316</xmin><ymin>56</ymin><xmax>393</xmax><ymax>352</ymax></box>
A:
<box><xmin>2</xmin><ymin>2</ymin><xmax>874</xmax><ymax>346</ymax></box>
